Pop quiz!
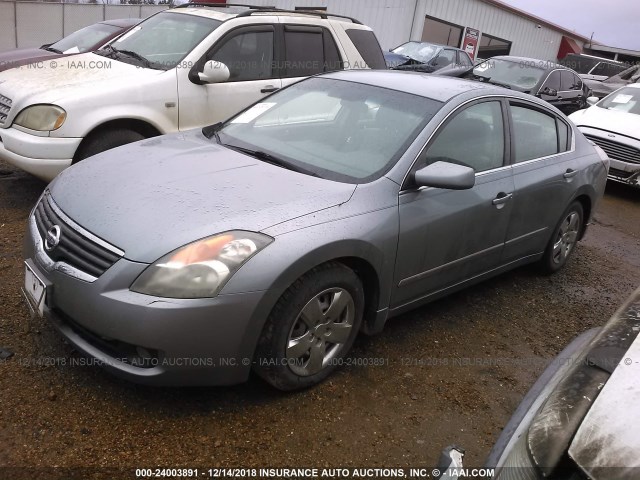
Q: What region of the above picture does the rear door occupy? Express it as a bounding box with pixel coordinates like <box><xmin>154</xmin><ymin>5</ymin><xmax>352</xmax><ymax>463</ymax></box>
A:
<box><xmin>392</xmin><ymin>99</ymin><xmax>514</xmax><ymax>308</ymax></box>
<box><xmin>279</xmin><ymin>22</ymin><xmax>344</xmax><ymax>91</ymax></box>
<box><xmin>502</xmin><ymin>100</ymin><xmax>576</xmax><ymax>262</ymax></box>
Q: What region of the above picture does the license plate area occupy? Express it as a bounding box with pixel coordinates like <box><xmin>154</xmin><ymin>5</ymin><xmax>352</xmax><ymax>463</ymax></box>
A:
<box><xmin>24</xmin><ymin>260</ymin><xmax>49</xmax><ymax>317</ymax></box>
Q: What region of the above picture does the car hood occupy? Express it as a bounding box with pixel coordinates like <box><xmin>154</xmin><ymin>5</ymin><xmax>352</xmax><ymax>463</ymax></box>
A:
<box><xmin>0</xmin><ymin>52</ymin><xmax>162</xmax><ymax>113</ymax></box>
<box><xmin>48</xmin><ymin>131</ymin><xmax>357</xmax><ymax>263</ymax></box>
<box><xmin>568</xmin><ymin>323</ymin><xmax>640</xmax><ymax>479</ymax></box>
<box><xmin>570</xmin><ymin>105</ymin><xmax>640</xmax><ymax>139</ymax></box>
<box><xmin>0</xmin><ymin>48</ymin><xmax>58</xmax><ymax>71</ymax></box>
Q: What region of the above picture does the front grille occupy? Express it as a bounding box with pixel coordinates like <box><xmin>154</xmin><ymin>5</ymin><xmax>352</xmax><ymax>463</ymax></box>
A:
<box><xmin>585</xmin><ymin>134</ymin><xmax>640</xmax><ymax>165</ymax></box>
<box><xmin>0</xmin><ymin>93</ymin><xmax>11</xmax><ymax>126</ymax></box>
<box><xmin>34</xmin><ymin>193</ymin><xmax>122</xmax><ymax>278</ymax></box>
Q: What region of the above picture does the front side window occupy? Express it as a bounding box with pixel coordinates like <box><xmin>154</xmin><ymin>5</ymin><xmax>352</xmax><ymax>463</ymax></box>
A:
<box><xmin>458</xmin><ymin>51</ymin><xmax>473</xmax><ymax>67</ymax></box>
<box><xmin>510</xmin><ymin>105</ymin><xmax>560</xmax><ymax>162</ymax></box>
<box><xmin>434</xmin><ymin>49</ymin><xmax>456</xmax><ymax>67</ymax></box>
<box><xmin>560</xmin><ymin>70</ymin><xmax>582</xmax><ymax>91</ymax></box>
<box><xmin>102</xmin><ymin>12</ymin><xmax>221</xmax><ymax>70</ymax></box>
<box><xmin>209</xmin><ymin>29</ymin><xmax>274</xmax><ymax>82</ymax></box>
<box><xmin>218</xmin><ymin>77</ymin><xmax>442</xmax><ymax>183</ymax></box>
<box><xmin>542</xmin><ymin>71</ymin><xmax>561</xmax><ymax>92</ymax></box>
<box><xmin>423</xmin><ymin>101</ymin><xmax>505</xmax><ymax>173</ymax></box>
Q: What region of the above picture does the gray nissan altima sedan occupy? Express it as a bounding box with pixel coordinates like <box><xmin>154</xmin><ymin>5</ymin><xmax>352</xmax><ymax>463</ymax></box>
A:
<box><xmin>23</xmin><ymin>71</ymin><xmax>609</xmax><ymax>390</ymax></box>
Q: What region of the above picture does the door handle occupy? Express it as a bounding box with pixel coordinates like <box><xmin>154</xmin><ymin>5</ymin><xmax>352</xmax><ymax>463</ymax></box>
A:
<box><xmin>492</xmin><ymin>192</ymin><xmax>513</xmax><ymax>206</ymax></box>
<box><xmin>261</xmin><ymin>86</ymin><xmax>279</xmax><ymax>93</ymax></box>
<box><xmin>563</xmin><ymin>169</ymin><xmax>578</xmax><ymax>179</ymax></box>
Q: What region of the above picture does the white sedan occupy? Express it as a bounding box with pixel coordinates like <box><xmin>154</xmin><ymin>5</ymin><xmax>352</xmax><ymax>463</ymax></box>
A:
<box><xmin>569</xmin><ymin>84</ymin><xmax>640</xmax><ymax>187</ymax></box>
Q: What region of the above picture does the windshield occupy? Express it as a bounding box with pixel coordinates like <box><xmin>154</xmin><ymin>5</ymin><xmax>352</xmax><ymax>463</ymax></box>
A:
<box><xmin>392</xmin><ymin>43</ymin><xmax>440</xmax><ymax>63</ymax></box>
<box><xmin>50</xmin><ymin>23</ymin><xmax>121</xmax><ymax>53</ymax></box>
<box><xmin>99</xmin><ymin>12</ymin><xmax>221</xmax><ymax>70</ymax></box>
<box><xmin>598</xmin><ymin>87</ymin><xmax>640</xmax><ymax>115</ymax></box>
<box><xmin>473</xmin><ymin>58</ymin><xmax>546</xmax><ymax>90</ymax></box>
<box><xmin>217</xmin><ymin>77</ymin><xmax>442</xmax><ymax>183</ymax></box>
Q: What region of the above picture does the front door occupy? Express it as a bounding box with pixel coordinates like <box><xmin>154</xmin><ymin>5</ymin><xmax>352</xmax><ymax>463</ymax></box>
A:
<box><xmin>392</xmin><ymin>99</ymin><xmax>515</xmax><ymax>309</ymax></box>
<box><xmin>177</xmin><ymin>25</ymin><xmax>282</xmax><ymax>130</ymax></box>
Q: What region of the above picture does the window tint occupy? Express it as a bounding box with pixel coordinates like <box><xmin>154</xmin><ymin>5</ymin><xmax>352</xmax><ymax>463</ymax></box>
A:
<box><xmin>424</xmin><ymin>101</ymin><xmax>505</xmax><ymax>173</ymax></box>
<box><xmin>542</xmin><ymin>71</ymin><xmax>561</xmax><ymax>91</ymax></box>
<box><xmin>560</xmin><ymin>70</ymin><xmax>581</xmax><ymax>91</ymax></box>
<box><xmin>511</xmin><ymin>105</ymin><xmax>559</xmax><ymax>162</ymax></box>
<box><xmin>209</xmin><ymin>29</ymin><xmax>274</xmax><ymax>82</ymax></box>
<box><xmin>458</xmin><ymin>51</ymin><xmax>473</xmax><ymax>67</ymax></box>
<box><xmin>283</xmin><ymin>26</ymin><xmax>342</xmax><ymax>77</ymax></box>
<box><xmin>434</xmin><ymin>49</ymin><xmax>456</xmax><ymax>67</ymax></box>
<box><xmin>345</xmin><ymin>29</ymin><xmax>387</xmax><ymax>69</ymax></box>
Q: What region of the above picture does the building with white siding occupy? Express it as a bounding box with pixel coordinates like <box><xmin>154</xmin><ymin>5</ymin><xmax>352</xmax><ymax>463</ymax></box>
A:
<box><xmin>243</xmin><ymin>0</ymin><xmax>592</xmax><ymax>62</ymax></box>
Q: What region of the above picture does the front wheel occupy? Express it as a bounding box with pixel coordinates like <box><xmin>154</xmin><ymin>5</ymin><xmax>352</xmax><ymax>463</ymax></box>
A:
<box><xmin>253</xmin><ymin>262</ymin><xmax>364</xmax><ymax>391</ymax></box>
<box><xmin>74</xmin><ymin>128</ymin><xmax>145</xmax><ymax>162</ymax></box>
<box><xmin>540</xmin><ymin>201</ymin><xmax>584</xmax><ymax>273</ymax></box>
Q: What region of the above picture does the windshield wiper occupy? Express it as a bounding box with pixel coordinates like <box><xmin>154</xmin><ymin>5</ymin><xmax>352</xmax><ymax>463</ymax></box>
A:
<box><xmin>202</xmin><ymin>122</ymin><xmax>223</xmax><ymax>142</ymax></box>
<box><xmin>223</xmin><ymin>144</ymin><xmax>320</xmax><ymax>177</ymax></box>
<box><xmin>474</xmin><ymin>75</ymin><xmax>512</xmax><ymax>89</ymax></box>
<box><xmin>43</xmin><ymin>46</ymin><xmax>63</xmax><ymax>54</ymax></box>
<box><xmin>101</xmin><ymin>44</ymin><xmax>157</xmax><ymax>69</ymax></box>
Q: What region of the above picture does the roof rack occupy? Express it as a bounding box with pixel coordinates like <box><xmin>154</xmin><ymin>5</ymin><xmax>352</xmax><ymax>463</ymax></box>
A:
<box><xmin>173</xmin><ymin>3</ymin><xmax>275</xmax><ymax>10</ymax></box>
<box><xmin>173</xmin><ymin>2</ymin><xmax>363</xmax><ymax>24</ymax></box>
<box><xmin>236</xmin><ymin>8</ymin><xmax>362</xmax><ymax>24</ymax></box>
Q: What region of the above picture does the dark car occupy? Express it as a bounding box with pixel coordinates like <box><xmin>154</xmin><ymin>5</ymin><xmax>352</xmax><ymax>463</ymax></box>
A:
<box><xmin>0</xmin><ymin>18</ymin><xmax>140</xmax><ymax>72</ymax></box>
<box><xmin>457</xmin><ymin>56</ymin><xmax>590</xmax><ymax>115</ymax></box>
<box><xmin>438</xmin><ymin>286</ymin><xmax>640</xmax><ymax>480</ymax></box>
<box><xmin>384</xmin><ymin>41</ymin><xmax>473</xmax><ymax>76</ymax></box>
<box><xmin>583</xmin><ymin>64</ymin><xmax>640</xmax><ymax>99</ymax></box>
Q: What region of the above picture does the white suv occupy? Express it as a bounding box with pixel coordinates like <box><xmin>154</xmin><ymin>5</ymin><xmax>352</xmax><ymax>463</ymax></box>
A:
<box><xmin>0</xmin><ymin>4</ymin><xmax>385</xmax><ymax>180</ymax></box>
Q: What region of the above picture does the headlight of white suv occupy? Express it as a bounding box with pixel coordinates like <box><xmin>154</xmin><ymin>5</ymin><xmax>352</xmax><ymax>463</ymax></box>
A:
<box><xmin>131</xmin><ymin>231</ymin><xmax>273</xmax><ymax>299</ymax></box>
<box><xmin>14</xmin><ymin>104</ymin><xmax>67</xmax><ymax>131</ymax></box>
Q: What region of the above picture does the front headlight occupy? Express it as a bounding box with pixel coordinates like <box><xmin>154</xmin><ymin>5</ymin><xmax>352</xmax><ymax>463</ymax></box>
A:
<box><xmin>14</xmin><ymin>104</ymin><xmax>67</xmax><ymax>131</ymax></box>
<box><xmin>131</xmin><ymin>231</ymin><xmax>273</xmax><ymax>299</ymax></box>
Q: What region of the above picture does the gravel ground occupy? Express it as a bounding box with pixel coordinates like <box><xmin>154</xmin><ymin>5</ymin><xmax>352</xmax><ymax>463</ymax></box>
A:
<box><xmin>1</xmin><ymin>160</ymin><xmax>639</xmax><ymax>479</ymax></box>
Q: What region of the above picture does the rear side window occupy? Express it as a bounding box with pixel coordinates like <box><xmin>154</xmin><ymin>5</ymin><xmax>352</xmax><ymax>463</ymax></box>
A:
<box><xmin>510</xmin><ymin>105</ymin><xmax>563</xmax><ymax>162</ymax></box>
<box><xmin>345</xmin><ymin>29</ymin><xmax>387</xmax><ymax>69</ymax></box>
<box><xmin>283</xmin><ymin>25</ymin><xmax>343</xmax><ymax>77</ymax></box>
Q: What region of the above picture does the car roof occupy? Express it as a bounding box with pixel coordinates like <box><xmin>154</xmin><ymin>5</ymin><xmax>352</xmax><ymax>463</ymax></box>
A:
<box><xmin>399</xmin><ymin>41</ymin><xmax>462</xmax><ymax>51</ymax></box>
<box><xmin>322</xmin><ymin>70</ymin><xmax>502</xmax><ymax>103</ymax></box>
<box><xmin>101</xmin><ymin>18</ymin><xmax>142</xmax><ymax>28</ymax></box>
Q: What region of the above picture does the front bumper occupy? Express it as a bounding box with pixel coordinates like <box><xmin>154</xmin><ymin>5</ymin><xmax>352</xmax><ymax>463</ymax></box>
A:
<box><xmin>0</xmin><ymin>127</ymin><xmax>80</xmax><ymax>181</ymax></box>
<box><xmin>608</xmin><ymin>158</ymin><xmax>640</xmax><ymax>187</ymax></box>
<box><xmin>24</xmin><ymin>216</ymin><xmax>270</xmax><ymax>386</ymax></box>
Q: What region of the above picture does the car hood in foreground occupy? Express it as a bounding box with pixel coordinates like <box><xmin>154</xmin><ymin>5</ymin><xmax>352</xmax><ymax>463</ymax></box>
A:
<box><xmin>49</xmin><ymin>131</ymin><xmax>357</xmax><ymax>263</ymax></box>
<box><xmin>570</xmin><ymin>105</ymin><xmax>640</xmax><ymax>140</ymax></box>
<box><xmin>568</xmin><ymin>295</ymin><xmax>640</xmax><ymax>479</ymax></box>
<box><xmin>0</xmin><ymin>48</ymin><xmax>59</xmax><ymax>72</ymax></box>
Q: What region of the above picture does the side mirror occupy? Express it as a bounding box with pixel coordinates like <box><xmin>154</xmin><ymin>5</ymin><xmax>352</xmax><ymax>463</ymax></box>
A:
<box><xmin>587</xmin><ymin>96</ymin><xmax>599</xmax><ymax>106</ymax></box>
<box><xmin>40</xmin><ymin>43</ymin><xmax>52</xmax><ymax>48</ymax></box>
<box><xmin>541</xmin><ymin>87</ymin><xmax>558</xmax><ymax>97</ymax></box>
<box><xmin>414</xmin><ymin>161</ymin><xmax>475</xmax><ymax>190</ymax></box>
<box><xmin>198</xmin><ymin>60</ymin><xmax>230</xmax><ymax>84</ymax></box>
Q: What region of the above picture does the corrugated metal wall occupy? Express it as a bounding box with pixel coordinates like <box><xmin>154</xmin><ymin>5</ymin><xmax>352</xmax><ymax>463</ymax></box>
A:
<box><xmin>418</xmin><ymin>0</ymin><xmax>584</xmax><ymax>61</ymax></box>
<box><xmin>246</xmin><ymin>0</ymin><xmax>418</xmax><ymax>51</ymax></box>
<box><xmin>250</xmin><ymin>0</ymin><xmax>584</xmax><ymax>61</ymax></box>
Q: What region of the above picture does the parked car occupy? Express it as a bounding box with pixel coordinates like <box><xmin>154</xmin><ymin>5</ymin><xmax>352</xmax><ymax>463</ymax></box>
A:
<box><xmin>569</xmin><ymin>85</ymin><xmax>640</xmax><ymax>187</ymax></box>
<box><xmin>561</xmin><ymin>53</ymin><xmax>627</xmax><ymax>81</ymax></box>
<box><xmin>384</xmin><ymin>41</ymin><xmax>473</xmax><ymax>76</ymax></box>
<box><xmin>460</xmin><ymin>56</ymin><xmax>589</xmax><ymax>114</ymax></box>
<box><xmin>438</xmin><ymin>286</ymin><xmax>640</xmax><ymax>480</ymax></box>
<box><xmin>23</xmin><ymin>71</ymin><xmax>608</xmax><ymax>390</ymax></box>
<box><xmin>0</xmin><ymin>3</ymin><xmax>385</xmax><ymax>181</ymax></box>
<box><xmin>583</xmin><ymin>64</ymin><xmax>640</xmax><ymax>99</ymax></box>
<box><xmin>0</xmin><ymin>18</ymin><xmax>140</xmax><ymax>72</ymax></box>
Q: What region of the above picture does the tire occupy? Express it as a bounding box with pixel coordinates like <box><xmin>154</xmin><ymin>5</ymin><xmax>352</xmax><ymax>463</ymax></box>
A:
<box><xmin>540</xmin><ymin>201</ymin><xmax>584</xmax><ymax>274</ymax></box>
<box><xmin>74</xmin><ymin>128</ymin><xmax>145</xmax><ymax>162</ymax></box>
<box><xmin>253</xmin><ymin>262</ymin><xmax>365</xmax><ymax>391</ymax></box>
